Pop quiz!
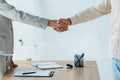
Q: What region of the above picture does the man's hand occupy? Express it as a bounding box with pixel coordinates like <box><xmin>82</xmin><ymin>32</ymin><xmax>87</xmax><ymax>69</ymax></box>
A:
<box><xmin>56</xmin><ymin>18</ymin><xmax>71</xmax><ymax>32</ymax></box>
<box><xmin>58</xmin><ymin>18</ymin><xmax>71</xmax><ymax>26</ymax></box>
<box><xmin>48</xmin><ymin>20</ymin><xmax>68</xmax><ymax>32</ymax></box>
<box><xmin>10</xmin><ymin>56</ymin><xmax>18</xmax><ymax>68</ymax></box>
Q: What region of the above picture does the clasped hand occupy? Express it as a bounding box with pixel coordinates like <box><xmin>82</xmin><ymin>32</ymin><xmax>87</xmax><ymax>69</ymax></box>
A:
<box><xmin>48</xmin><ymin>18</ymin><xmax>71</xmax><ymax>32</ymax></box>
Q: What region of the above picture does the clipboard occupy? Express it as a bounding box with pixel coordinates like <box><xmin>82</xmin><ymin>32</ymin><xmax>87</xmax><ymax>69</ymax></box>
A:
<box><xmin>14</xmin><ymin>70</ymin><xmax>54</xmax><ymax>77</ymax></box>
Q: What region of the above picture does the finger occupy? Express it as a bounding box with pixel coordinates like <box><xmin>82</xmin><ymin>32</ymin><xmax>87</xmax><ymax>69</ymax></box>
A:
<box><xmin>10</xmin><ymin>64</ymin><xmax>18</xmax><ymax>68</ymax></box>
<box><xmin>10</xmin><ymin>64</ymin><xmax>13</xmax><ymax>68</ymax></box>
<box><xmin>59</xmin><ymin>22</ymin><xmax>68</xmax><ymax>28</ymax></box>
<box><xmin>57</xmin><ymin>23</ymin><xmax>68</xmax><ymax>30</ymax></box>
<box><xmin>54</xmin><ymin>28</ymin><xmax>61</xmax><ymax>32</ymax></box>
<box><xmin>10</xmin><ymin>58</ymin><xmax>18</xmax><ymax>68</ymax></box>
<box><xmin>58</xmin><ymin>18</ymin><xmax>68</xmax><ymax>24</ymax></box>
<box><xmin>58</xmin><ymin>24</ymin><xmax>67</xmax><ymax>29</ymax></box>
<box><xmin>10</xmin><ymin>61</ymin><xmax>14</xmax><ymax>68</ymax></box>
<box><xmin>13</xmin><ymin>64</ymin><xmax>18</xmax><ymax>67</ymax></box>
<box><xmin>58</xmin><ymin>27</ymin><xmax>68</xmax><ymax>32</ymax></box>
<box><xmin>58</xmin><ymin>19</ymin><xmax>67</xmax><ymax>25</ymax></box>
<box><xmin>54</xmin><ymin>28</ymin><xmax>63</xmax><ymax>32</ymax></box>
<box><xmin>54</xmin><ymin>25</ymin><xmax>68</xmax><ymax>32</ymax></box>
<box><xmin>60</xmin><ymin>25</ymin><xmax>68</xmax><ymax>30</ymax></box>
<box><xmin>58</xmin><ymin>21</ymin><xmax>69</xmax><ymax>29</ymax></box>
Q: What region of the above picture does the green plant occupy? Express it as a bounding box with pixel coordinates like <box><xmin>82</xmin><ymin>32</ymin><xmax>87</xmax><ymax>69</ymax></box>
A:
<box><xmin>26</xmin><ymin>58</ymin><xmax>32</xmax><ymax>61</ymax></box>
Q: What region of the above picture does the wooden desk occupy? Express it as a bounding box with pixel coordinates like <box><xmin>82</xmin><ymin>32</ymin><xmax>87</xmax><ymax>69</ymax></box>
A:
<box><xmin>1</xmin><ymin>61</ymin><xmax>100</xmax><ymax>80</ymax></box>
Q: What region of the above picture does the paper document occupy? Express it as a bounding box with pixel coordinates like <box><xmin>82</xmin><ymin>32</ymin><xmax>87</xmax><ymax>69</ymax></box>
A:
<box><xmin>32</xmin><ymin>62</ymin><xmax>63</xmax><ymax>70</ymax></box>
<box><xmin>14</xmin><ymin>70</ymin><xmax>54</xmax><ymax>77</ymax></box>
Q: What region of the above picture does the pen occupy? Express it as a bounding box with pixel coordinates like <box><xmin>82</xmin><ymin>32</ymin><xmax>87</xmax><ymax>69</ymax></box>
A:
<box><xmin>75</xmin><ymin>55</ymin><xmax>80</xmax><ymax>65</ymax></box>
<box><xmin>80</xmin><ymin>53</ymin><xmax>84</xmax><ymax>58</ymax></box>
<box><xmin>22</xmin><ymin>71</ymin><xmax>36</xmax><ymax>75</ymax></box>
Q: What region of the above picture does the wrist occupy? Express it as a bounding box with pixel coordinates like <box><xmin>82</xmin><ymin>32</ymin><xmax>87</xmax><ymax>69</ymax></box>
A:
<box><xmin>48</xmin><ymin>20</ymin><xmax>52</xmax><ymax>27</ymax></box>
<box><xmin>67</xmin><ymin>18</ymin><xmax>72</xmax><ymax>25</ymax></box>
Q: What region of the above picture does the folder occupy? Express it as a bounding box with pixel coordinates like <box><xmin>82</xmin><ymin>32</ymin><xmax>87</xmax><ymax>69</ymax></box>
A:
<box><xmin>31</xmin><ymin>62</ymin><xmax>63</xmax><ymax>70</ymax></box>
<box><xmin>14</xmin><ymin>70</ymin><xmax>54</xmax><ymax>77</ymax></box>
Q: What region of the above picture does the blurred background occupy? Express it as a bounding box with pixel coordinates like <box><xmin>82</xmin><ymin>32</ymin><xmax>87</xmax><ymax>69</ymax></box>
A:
<box><xmin>7</xmin><ymin>0</ymin><xmax>112</xmax><ymax>80</ymax></box>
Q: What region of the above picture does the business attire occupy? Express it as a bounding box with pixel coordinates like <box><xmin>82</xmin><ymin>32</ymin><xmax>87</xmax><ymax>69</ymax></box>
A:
<box><xmin>70</xmin><ymin>0</ymin><xmax>120</xmax><ymax>80</ymax></box>
<box><xmin>0</xmin><ymin>0</ymin><xmax>48</xmax><ymax>78</ymax></box>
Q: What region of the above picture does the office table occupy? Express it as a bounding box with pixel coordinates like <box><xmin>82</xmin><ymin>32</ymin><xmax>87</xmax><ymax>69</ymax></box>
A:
<box><xmin>1</xmin><ymin>61</ymin><xmax>100</xmax><ymax>80</ymax></box>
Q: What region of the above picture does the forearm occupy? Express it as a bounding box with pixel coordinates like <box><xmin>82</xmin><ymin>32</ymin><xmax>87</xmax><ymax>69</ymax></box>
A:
<box><xmin>70</xmin><ymin>0</ymin><xmax>111</xmax><ymax>25</ymax></box>
<box><xmin>0</xmin><ymin>1</ymin><xmax>48</xmax><ymax>29</ymax></box>
<box><xmin>70</xmin><ymin>8</ymin><xmax>104</xmax><ymax>25</ymax></box>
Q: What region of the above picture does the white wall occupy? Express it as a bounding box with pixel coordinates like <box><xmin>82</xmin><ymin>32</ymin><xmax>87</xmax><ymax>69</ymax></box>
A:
<box><xmin>7</xmin><ymin>0</ymin><xmax>113</xmax><ymax>80</ymax></box>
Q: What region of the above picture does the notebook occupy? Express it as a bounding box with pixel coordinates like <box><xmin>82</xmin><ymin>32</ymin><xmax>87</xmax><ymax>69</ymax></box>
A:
<box><xmin>31</xmin><ymin>62</ymin><xmax>63</xmax><ymax>70</ymax></box>
<box><xmin>14</xmin><ymin>70</ymin><xmax>54</xmax><ymax>77</ymax></box>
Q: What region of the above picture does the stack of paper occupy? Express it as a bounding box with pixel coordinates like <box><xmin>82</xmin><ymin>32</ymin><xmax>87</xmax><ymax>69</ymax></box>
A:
<box><xmin>31</xmin><ymin>62</ymin><xmax>63</xmax><ymax>70</ymax></box>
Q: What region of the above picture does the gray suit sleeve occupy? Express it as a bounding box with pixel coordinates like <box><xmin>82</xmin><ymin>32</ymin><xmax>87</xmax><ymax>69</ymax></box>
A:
<box><xmin>0</xmin><ymin>1</ymin><xmax>48</xmax><ymax>29</ymax></box>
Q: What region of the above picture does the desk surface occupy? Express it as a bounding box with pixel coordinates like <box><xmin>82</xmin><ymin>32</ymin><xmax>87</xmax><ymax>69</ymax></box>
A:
<box><xmin>1</xmin><ymin>61</ymin><xmax>100</xmax><ymax>80</ymax></box>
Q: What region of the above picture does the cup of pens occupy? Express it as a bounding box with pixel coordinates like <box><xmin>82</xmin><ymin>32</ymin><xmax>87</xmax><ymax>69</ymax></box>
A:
<box><xmin>74</xmin><ymin>53</ymin><xmax>84</xmax><ymax>67</ymax></box>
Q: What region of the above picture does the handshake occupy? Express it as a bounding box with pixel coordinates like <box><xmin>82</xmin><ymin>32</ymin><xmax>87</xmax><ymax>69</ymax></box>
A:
<box><xmin>48</xmin><ymin>18</ymin><xmax>71</xmax><ymax>32</ymax></box>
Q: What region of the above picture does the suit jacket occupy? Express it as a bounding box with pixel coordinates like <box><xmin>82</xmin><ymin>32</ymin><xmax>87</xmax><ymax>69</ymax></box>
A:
<box><xmin>70</xmin><ymin>0</ymin><xmax>120</xmax><ymax>59</ymax></box>
<box><xmin>0</xmin><ymin>0</ymin><xmax>48</xmax><ymax>56</ymax></box>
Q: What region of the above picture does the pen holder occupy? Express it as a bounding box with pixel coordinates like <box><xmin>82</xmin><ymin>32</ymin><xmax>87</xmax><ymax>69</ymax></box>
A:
<box><xmin>74</xmin><ymin>53</ymin><xmax>84</xmax><ymax>67</ymax></box>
